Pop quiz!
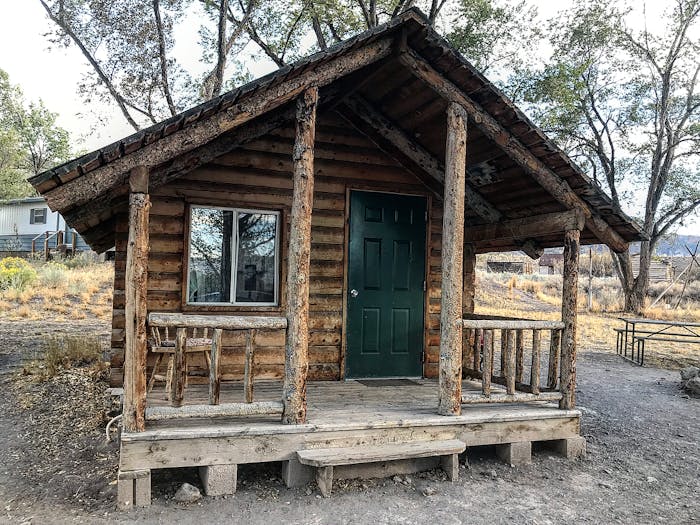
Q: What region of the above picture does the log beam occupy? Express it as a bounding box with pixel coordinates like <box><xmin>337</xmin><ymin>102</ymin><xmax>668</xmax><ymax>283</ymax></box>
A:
<box><xmin>399</xmin><ymin>49</ymin><xmax>629</xmax><ymax>253</ymax></box>
<box><xmin>463</xmin><ymin>210</ymin><xmax>585</xmax><ymax>244</ymax></box>
<box><xmin>560</xmin><ymin>229</ymin><xmax>580</xmax><ymax>409</ymax></box>
<box><xmin>438</xmin><ymin>103</ymin><xmax>467</xmax><ymax>416</ymax></box>
<box><xmin>339</xmin><ymin>95</ymin><xmax>500</xmax><ymax>222</ymax></box>
<box><xmin>42</xmin><ymin>38</ymin><xmax>393</xmax><ymax>213</ymax></box>
<box><xmin>283</xmin><ymin>87</ymin><xmax>318</xmax><ymax>424</ymax></box>
<box><xmin>122</xmin><ymin>166</ymin><xmax>150</xmax><ymax>433</ymax></box>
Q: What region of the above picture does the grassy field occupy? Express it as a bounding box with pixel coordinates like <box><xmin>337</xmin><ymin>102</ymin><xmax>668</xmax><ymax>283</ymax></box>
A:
<box><xmin>0</xmin><ymin>255</ymin><xmax>113</xmax><ymax>322</ymax></box>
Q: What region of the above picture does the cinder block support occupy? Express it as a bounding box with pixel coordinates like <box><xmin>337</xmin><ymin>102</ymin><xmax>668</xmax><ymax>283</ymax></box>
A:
<box><xmin>199</xmin><ymin>464</ymin><xmax>238</xmax><ymax>496</ymax></box>
<box><xmin>496</xmin><ymin>441</ymin><xmax>532</xmax><ymax>466</ymax></box>
<box><xmin>552</xmin><ymin>436</ymin><xmax>587</xmax><ymax>460</ymax></box>
<box><xmin>282</xmin><ymin>457</ymin><xmax>314</xmax><ymax>488</ymax></box>
<box><xmin>440</xmin><ymin>453</ymin><xmax>459</xmax><ymax>481</ymax></box>
<box><xmin>117</xmin><ymin>469</ymin><xmax>151</xmax><ymax>510</ymax></box>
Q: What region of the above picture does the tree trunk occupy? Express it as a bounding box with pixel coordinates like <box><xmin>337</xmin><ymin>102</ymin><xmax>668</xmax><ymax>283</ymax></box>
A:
<box><xmin>614</xmin><ymin>240</ymin><xmax>651</xmax><ymax>314</ymax></box>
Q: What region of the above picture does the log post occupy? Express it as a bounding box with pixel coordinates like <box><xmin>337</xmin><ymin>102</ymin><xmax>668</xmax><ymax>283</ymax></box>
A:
<box><xmin>244</xmin><ymin>329</ymin><xmax>256</xmax><ymax>403</ymax></box>
<box><xmin>560</xmin><ymin>229</ymin><xmax>580</xmax><ymax>409</ymax></box>
<box><xmin>438</xmin><ymin>103</ymin><xmax>467</xmax><ymax>416</ymax></box>
<box><xmin>122</xmin><ymin>165</ymin><xmax>150</xmax><ymax>433</ymax></box>
<box><xmin>282</xmin><ymin>87</ymin><xmax>318</xmax><ymax>424</ymax></box>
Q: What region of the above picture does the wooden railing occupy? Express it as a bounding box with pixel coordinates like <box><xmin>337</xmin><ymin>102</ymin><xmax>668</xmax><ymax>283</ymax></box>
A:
<box><xmin>461</xmin><ymin>316</ymin><xmax>564</xmax><ymax>405</ymax></box>
<box><xmin>144</xmin><ymin>313</ymin><xmax>287</xmax><ymax>422</ymax></box>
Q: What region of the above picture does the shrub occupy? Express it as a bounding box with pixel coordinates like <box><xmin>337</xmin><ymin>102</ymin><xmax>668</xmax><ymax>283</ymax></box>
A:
<box><xmin>0</xmin><ymin>257</ymin><xmax>37</xmax><ymax>291</ymax></box>
<box><xmin>39</xmin><ymin>261</ymin><xmax>69</xmax><ymax>289</ymax></box>
<box><xmin>40</xmin><ymin>334</ymin><xmax>104</xmax><ymax>378</ymax></box>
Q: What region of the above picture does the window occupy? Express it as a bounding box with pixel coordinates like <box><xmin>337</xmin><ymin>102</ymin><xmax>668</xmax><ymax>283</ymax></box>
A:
<box><xmin>187</xmin><ymin>206</ymin><xmax>280</xmax><ymax>305</ymax></box>
<box><xmin>29</xmin><ymin>208</ymin><xmax>47</xmax><ymax>225</ymax></box>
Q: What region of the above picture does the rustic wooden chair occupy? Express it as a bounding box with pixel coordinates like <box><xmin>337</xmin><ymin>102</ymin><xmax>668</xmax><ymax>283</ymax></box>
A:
<box><xmin>147</xmin><ymin>326</ymin><xmax>213</xmax><ymax>396</ymax></box>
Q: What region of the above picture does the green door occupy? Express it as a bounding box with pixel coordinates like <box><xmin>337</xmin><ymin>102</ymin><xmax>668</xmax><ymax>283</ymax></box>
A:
<box><xmin>346</xmin><ymin>191</ymin><xmax>426</xmax><ymax>378</ymax></box>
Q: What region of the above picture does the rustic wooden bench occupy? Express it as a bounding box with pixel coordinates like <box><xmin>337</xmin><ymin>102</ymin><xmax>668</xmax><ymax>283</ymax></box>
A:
<box><xmin>297</xmin><ymin>439</ymin><xmax>466</xmax><ymax>497</ymax></box>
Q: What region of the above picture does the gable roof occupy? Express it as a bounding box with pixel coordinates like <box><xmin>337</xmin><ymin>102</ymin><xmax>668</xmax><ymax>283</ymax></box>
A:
<box><xmin>29</xmin><ymin>8</ymin><xmax>644</xmax><ymax>253</ymax></box>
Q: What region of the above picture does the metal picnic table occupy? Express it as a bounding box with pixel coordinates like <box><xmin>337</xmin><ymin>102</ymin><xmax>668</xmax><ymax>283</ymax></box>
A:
<box><xmin>616</xmin><ymin>317</ymin><xmax>700</xmax><ymax>365</ymax></box>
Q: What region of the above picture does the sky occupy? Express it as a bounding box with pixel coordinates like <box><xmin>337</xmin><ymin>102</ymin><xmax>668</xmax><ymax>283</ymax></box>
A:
<box><xmin>0</xmin><ymin>1</ymin><xmax>697</xmax><ymax>235</ymax></box>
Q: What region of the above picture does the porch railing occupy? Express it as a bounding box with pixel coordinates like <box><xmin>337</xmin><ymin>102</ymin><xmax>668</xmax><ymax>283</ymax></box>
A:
<box><xmin>143</xmin><ymin>313</ymin><xmax>287</xmax><ymax>422</ymax></box>
<box><xmin>461</xmin><ymin>315</ymin><xmax>564</xmax><ymax>405</ymax></box>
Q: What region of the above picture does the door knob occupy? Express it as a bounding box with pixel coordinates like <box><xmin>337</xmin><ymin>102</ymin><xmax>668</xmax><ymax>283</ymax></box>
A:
<box><xmin>350</xmin><ymin>289</ymin><xmax>359</xmax><ymax>298</ymax></box>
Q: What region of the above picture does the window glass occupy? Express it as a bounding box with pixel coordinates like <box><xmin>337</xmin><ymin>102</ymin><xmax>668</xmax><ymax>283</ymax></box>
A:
<box><xmin>188</xmin><ymin>208</ymin><xmax>233</xmax><ymax>303</ymax></box>
<box><xmin>187</xmin><ymin>207</ymin><xmax>278</xmax><ymax>305</ymax></box>
<box><xmin>235</xmin><ymin>212</ymin><xmax>277</xmax><ymax>303</ymax></box>
<box><xmin>30</xmin><ymin>208</ymin><xmax>47</xmax><ymax>225</ymax></box>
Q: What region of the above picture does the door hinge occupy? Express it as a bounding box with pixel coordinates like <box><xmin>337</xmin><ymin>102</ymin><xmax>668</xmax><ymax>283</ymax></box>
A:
<box><xmin>423</xmin><ymin>280</ymin><xmax>427</xmax><ymax>292</ymax></box>
<box><xmin>425</xmin><ymin>210</ymin><xmax>428</xmax><ymax>222</ymax></box>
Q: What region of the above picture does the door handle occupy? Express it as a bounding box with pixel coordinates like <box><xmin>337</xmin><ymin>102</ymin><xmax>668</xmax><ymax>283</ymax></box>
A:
<box><xmin>350</xmin><ymin>289</ymin><xmax>359</xmax><ymax>298</ymax></box>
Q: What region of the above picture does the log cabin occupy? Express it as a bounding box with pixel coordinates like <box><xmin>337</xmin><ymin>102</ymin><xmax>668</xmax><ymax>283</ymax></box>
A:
<box><xmin>29</xmin><ymin>8</ymin><xmax>643</xmax><ymax>507</ymax></box>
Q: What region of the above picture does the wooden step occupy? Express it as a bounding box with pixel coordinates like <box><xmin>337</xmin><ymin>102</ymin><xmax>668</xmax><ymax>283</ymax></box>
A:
<box><xmin>297</xmin><ymin>439</ymin><xmax>466</xmax><ymax>467</ymax></box>
<box><xmin>297</xmin><ymin>439</ymin><xmax>466</xmax><ymax>497</ymax></box>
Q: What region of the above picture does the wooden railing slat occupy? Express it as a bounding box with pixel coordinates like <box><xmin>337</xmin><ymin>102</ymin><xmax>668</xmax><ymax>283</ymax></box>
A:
<box><xmin>481</xmin><ymin>329</ymin><xmax>492</xmax><ymax>397</ymax></box>
<box><xmin>172</xmin><ymin>327</ymin><xmax>186</xmax><ymax>408</ymax></box>
<box><xmin>504</xmin><ymin>330</ymin><xmax>516</xmax><ymax>395</ymax></box>
<box><xmin>463</xmin><ymin>319</ymin><xmax>564</xmax><ymax>330</ymax></box>
<box><xmin>209</xmin><ymin>329</ymin><xmax>222</xmax><ymax>405</ymax></box>
<box><xmin>244</xmin><ymin>329</ymin><xmax>256</xmax><ymax>403</ymax></box>
<box><xmin>515</xmin><ymin>329</ymin><xmax>524</xmax><ymax>383</ymax></box>
<box><xmin>547</xmin><ymin>329</ymin><xmax>561</xmax><ymax>390</ymax></box>
<box><xmin>531</xmin><ymin>329</ymin><xmax>541</xmax><ymax>395</ymax></box>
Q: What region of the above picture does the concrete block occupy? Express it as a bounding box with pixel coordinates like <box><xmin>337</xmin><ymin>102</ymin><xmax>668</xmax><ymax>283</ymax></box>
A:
<box><xmin>199</xmin><ymin>464</ymin><xmax>237</xmax><ymax>496</ymax></box>
<box><xmin>496</xmin><ymin>441</ymin><xmax>532</xmax><ymax>466</ymax></box>
<box><xmin>282</xmin><ymin>457</ymin><xmax>315</xmax><ymax>488</ymax></box>
<box><xmin>552</xmin><ymin>436</ymin><xmax>586</xmax><ymax>460</ymax></box>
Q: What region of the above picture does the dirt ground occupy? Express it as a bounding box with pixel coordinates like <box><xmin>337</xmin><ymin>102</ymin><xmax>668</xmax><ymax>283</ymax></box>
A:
<box><xmin>0</xmin><ymin>318</ymin><xmax>698</xmax><ymax>525</ymax></box>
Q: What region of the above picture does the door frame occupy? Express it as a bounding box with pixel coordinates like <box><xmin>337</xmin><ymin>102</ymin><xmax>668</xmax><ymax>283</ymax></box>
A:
<box><xmin>340</xmin><ymin>187</ymin><xmax>433</xmax><ymax>379</ymax></box>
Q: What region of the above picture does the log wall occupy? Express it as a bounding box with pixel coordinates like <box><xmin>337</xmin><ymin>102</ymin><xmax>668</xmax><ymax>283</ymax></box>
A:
<box><xmin>110</xmin><ymin>110</ymin><xmax>445</xmax><ymax>385</ymax></box>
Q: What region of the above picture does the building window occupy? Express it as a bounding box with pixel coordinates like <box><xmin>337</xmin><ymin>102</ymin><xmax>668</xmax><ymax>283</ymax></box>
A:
<box><xmin>29</xmin><ymin>208</ymin><xmax>47</xmax><ymax>225</ymax></box>
<box><xmin>187</xmin><ymin>206</ymin><xmax>280</xmax><ymax>306</ymax></box>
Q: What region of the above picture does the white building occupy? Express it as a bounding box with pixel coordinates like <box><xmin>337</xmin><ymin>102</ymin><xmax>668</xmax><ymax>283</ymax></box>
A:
<box><xmin>0</xmin><ymin>196</ymin><xmax>89</xmax><ymax>254</ymax></box>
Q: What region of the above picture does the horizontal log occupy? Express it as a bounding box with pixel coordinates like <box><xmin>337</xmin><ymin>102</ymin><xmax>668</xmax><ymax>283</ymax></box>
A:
<box><xmin>144</xmin><ymin>401</ymin><xmax>284</xmax><ymax>421</ymax></box>
<box><xmin>464</xmin><ymin>210</ymin><xmax>586</xmax><ymax>243</ymax></box>
<box><xmin>148</xmin><ymin>313</ymin><xmax>287</xmax><ymax>330</ymax></box>
<box><xmin>461</xmin><ymin>392</ymin><xmax>562</xmax><ymax>404</ymax></box>
<box><xmin>462</xmin><ymin>319</ymin><xmax>564</xmax><ymax>330</ymax></box>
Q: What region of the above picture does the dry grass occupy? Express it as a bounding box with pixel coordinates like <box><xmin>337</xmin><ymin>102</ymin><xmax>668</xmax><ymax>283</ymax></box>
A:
<box><xmin>0</xmin><ymin>260</ymin><xmax>113</xmax><ymax>322</ymax></box>
<box><xmin>22</xmin><ymin>334</ymin><xmax>107</xmax><ymax>381</ymax></box>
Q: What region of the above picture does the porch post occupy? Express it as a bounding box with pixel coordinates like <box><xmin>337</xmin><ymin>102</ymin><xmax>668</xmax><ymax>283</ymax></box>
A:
<box><xmin>438</xmin><ymin>103</ymin><xmax>468</xmax><ymax>416</ymax></box>
<box><xmin>282</xmin><ymin>87</ymin><xmax>318</xmax><ymax>424</ymax></box>
<box><xmin>560</xmin><ymin>228</ymin><xmax>580</xmax><ymax>409</ymax></box>
<box><xmin>123</xmin><ymin>166</ymin><xmax>150</xmax><ymax>433</ymax></box>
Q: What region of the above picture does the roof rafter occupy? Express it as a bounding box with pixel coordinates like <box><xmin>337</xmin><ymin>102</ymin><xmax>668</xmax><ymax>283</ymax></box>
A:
<box><xmin>398</xmin><ymin>48</ymin><xmax>629</xmax><ymax>253</ymax></box>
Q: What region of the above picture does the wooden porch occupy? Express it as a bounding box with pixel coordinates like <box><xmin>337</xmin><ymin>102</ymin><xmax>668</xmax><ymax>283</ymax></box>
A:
<box><xmin>119</xmin><ymin>378</ymin><xmax>583</xmax><ymax>502</ymax></box>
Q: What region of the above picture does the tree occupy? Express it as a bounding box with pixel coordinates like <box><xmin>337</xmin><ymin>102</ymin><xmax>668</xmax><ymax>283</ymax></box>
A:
<box><xmin>0</xmin><ymin>69</ymin><xmax>72</xmax><ymax>200</ymax></box>
<box><xmin>521</xmin><ymin>0</ymin><xmax>700</xmax><ymax>312</ymax></box>
<box><xmin>39</xmin><ymin>0</ymin><xmax>457</xmax><ymax>130</ymax></box>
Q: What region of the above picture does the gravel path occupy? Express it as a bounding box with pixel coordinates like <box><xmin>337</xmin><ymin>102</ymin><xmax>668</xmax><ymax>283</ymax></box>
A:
<box><xmin>0</xmin><ymin>319</ymin><xmax>697</xmax><ymax>524</ymax></box>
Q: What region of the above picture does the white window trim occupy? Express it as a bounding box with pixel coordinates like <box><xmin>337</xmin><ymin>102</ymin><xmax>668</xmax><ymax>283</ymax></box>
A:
<box><xmin>186</xmin><ymin>205</ymin><xmax>281</xmax><ymax>307</ymax></box>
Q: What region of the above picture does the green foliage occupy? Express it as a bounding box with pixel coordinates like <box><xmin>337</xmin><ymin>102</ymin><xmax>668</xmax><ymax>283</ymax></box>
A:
<box><xmin>0</xmin><ymin>68</ymin><xmax>72</xmax><ymax>199</ymax></box>
<box><xmin>39</xmin><ymin>261</ymin><xmax>69</xmax><ymax>289</ymax></box>
<box><xmin>446</xmin><ymin>0</ymin><xmax>540</xmax><ymax>82</ymax></box>
<box><xmin>0</xmin><ymin>257</ymin><xmax>38</xmax><ymax>291</ymax></box>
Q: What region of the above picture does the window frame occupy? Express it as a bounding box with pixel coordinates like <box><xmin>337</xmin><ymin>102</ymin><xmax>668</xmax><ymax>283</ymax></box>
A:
<box><xmin>186</xmin><ymin>204</ymin><xmax>281</xmax><ymax>307</ymax></box>
<box><xmin>29</xmin><ymin>207</ymin><xmax>47</xmax><ymax>225</ymax></box>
